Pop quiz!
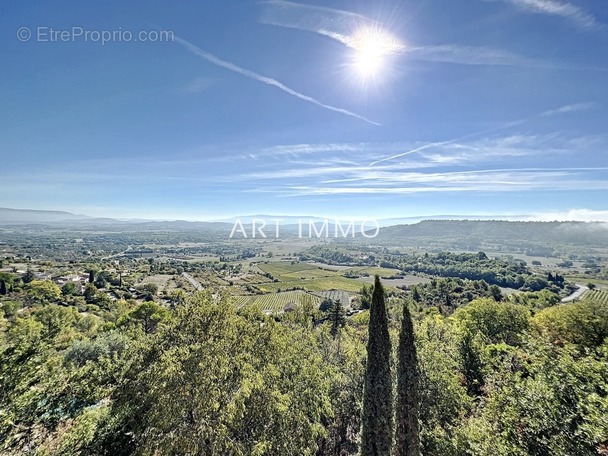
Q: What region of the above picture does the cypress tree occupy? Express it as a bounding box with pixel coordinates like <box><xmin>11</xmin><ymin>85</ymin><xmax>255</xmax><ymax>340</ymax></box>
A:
<box><xmin>394</xmin><ymin>300</ymin><xmax>421</xmax><ymax>456</ymax></box>
<box><xmin>329</xmin><ymin>299</ymin><xmax>346</xmax><ymax>338</ymax></box>
<box><xmin>361</xmin><ymin>276</ymin><xmax>393</xmax><ymax>456</ymax></box>
<box><xmin>0</xmin><ymin>280</ymin><xmax>6</xmax><ymax>295</ymax></box>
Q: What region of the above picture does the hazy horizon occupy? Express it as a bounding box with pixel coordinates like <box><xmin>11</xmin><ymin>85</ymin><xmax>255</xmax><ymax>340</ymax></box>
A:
<box><xmin>2</xmin><ymin>205</ymin><xmax>608</xmax><ymax>224</ymax></box>
<box><xmin>2</xmin><ymin>1</ymin><xmax>607</xmax><ymax>220</ymax></box>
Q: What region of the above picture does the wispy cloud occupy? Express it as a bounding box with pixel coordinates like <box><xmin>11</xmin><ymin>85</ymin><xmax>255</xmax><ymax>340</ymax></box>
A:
<box><xmin>369</xmin><ymin>103</ymin><xmax>601</xmax><ymax>165</ymax></box>
<box><xmin>497</xmin><ymin>0</ymin><xmax>600</xmax><ymax>29</ymax></box>
<box><xmin>406</xmin><ymin>45</ymin><xmax>540</xmax><ymax>67</ymax></box>
<box><xmin>261</xmin><ymin>0</ymin><xmax>405</xmax><ymax>54</ymax></box>
<box><xmin>261</xmin><ymin>0</ymin><xmax>555</xmax><ymax>68</ymax></box>
<box><xmin>541</xmin><ymin>102</ymin><xmax>597</xmax><ymax>116</ymax></box>
<box><xmin>174</xmin><ymin>36</ymin><xmax>379</xmax><ymax>125</ymax></box>
<box><xmin>369</xmin><ymin>140</ymin><xmax>456</xmax><ymax>166</ymax></box>
<box><xmin>279</xmin><ymin>168</ymin><xmax>608</xmax><ymax>196</ymax></box>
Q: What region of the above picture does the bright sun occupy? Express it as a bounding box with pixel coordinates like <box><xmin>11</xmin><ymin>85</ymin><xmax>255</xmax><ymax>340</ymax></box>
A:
<box><xmin>349</xmin><ymin>26</ymin><xmax>405</xmax><ymax>81</ymax></box>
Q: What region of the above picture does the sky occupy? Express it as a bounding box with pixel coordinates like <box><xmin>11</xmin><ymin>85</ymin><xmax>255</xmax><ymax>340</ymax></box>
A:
<box><xmin>1</xmin><ymin>0</ymin><xmax>607</xmax><ymax>221</ymax></box>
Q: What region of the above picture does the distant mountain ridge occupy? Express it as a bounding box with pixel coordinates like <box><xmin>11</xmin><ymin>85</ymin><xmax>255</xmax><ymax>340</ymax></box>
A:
<box><xmin>374</xmin><ymin>219</ymin><xmax>608</xmax><ymax>249</ymax></box>
<box><xmin>0</xmin><ymin>208</ymin><xmax>528</xmax><ymax>226</ymax></box>
<box><xmin>0</xmin><ymin>207</ymin><xmax>93</xmax><ymax>223</ymax></box>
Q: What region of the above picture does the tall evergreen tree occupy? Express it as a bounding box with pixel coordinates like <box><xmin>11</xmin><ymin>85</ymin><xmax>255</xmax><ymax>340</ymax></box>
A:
<box><xmin>394</xmin><ymin>300</ymin><xmax>421</xmax><ymax>456</ymax></box>
<box><xmin>411</xmin><ymin>286</ymin><xmax>421</xmax><ymax>303</ymax></box>
<box><xmin>361</xmin><ymin>276</ymin><xmax>393</xmax><ymax>456</ymax></box>
<box><xmin>329</xmin><ymin>299</ymin><xmax>346</xmax><ymax>338</ymax></box>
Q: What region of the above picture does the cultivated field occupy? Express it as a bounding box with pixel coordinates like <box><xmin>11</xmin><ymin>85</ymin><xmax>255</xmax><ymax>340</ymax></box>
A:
<box><xmin>232</xmin><ymin>290</ymin><xmax>322</xmax><ymax>313</ymax></box>
<box><xmin>356</xmin><ymin>275</ymin><xmax>432</xmax><ymax>288</ymax></box>
<box><xmin>313</xmin><ymin>290</ymin><xmax>352</xmax><ymax>308</ymax></box>
<box><xmin>258</xmin><ymin>276</ymin><xmax>364</xmax><ymax>293</ymax></box>
<box><xmin>583</xmin><ymin>289</ymin><xmax>608</xmax><ymax>304</ymax></box>
<box><xmin>138</xmin><ymin>274</ymin><xmax>174</xmax><ymax>292</ymax></box>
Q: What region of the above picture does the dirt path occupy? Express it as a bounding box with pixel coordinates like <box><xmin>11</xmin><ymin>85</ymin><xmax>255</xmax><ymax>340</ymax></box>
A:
<box><xmin>182</xmin><ymin>272</ymin><xmax>203</xmax><ymax>291</ymax></box>
<box><xmin>561</xmin><ymin>284</ymin><xmax>588</xmax><ymax>303</ymax></box>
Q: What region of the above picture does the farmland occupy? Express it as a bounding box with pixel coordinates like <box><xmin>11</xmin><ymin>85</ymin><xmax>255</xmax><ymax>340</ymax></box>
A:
<box><xmin>258</xmin><ymin>276</ymin><xmax>364</xmax><ymax>293</ymax></box>
<box><xmin>583</xmin><ymin>289</ymin><xmax>608</xmax><ymax>304</ymax></box>
<box><xmin>313</xmin><ymin>290</ymin><xmax>352</xmax><ymax>308</ymax></box>
<box><xmin>231</xmin><ymin>290</ymin><xmax>322</xmax><ymax>313</ymax></box>
<box><xmin>253</xmin><ymin>262</ymin><xmax>363</xmax><ymax>292</ymax></box>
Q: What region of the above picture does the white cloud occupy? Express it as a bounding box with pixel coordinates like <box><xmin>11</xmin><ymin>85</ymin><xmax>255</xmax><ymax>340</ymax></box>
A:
<box><xmin>262</xmin><ymin>1</ymin><xmax>555</xmax><ymax>68</ymax></box>
<box><xmin>541</xmin><ymin>102</ymin><xmax>597</xmax><ymax>116</ymax></box>
<box><xmin>528</xmin><ymin>209</ymin><xmax>608</xmax><ymax>222</ymax></box>
<box><xmin>499</xmin><ymin>0</ymin><xmax>600</xmax><ymax>29</ymax></box>
<box><xmin>406</xmin><ymin>45</ymin><xmax>539</xmax><ymax>67</ymax></box>
<box><xmin>261</xmin><ymin>0</ymin><xmax>405</xmax><ymax>54</ymax></box>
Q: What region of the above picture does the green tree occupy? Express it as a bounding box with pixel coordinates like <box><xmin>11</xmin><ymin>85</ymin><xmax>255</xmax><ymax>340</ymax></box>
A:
<box><xmin>488</xmin><ymin>285</ymin><xmax>503</xmax><ymax>302</ymax></box>
<box><xmin>97</xmin><ymin>294</ymin><xmax>332</xmax><ymax>455</ymax></box>
<box><xmin>395</xmin><ymin>300</ymin><xmax>421</xmax><ymax>456</ymax></box>
<box><xmin>319</xmin><ymin>298</ymin><xmax>334</xmax><ymax>312</ymax></box>
<box><xmin>459</xmin><ymin>329</ymin><xmax>485</xmax><ymax>397</ymax></box>
<box><xmin>532</xmin><ymin>297</ymin><xmax>608</xmax><ymax>348</ymax></box>
<box><xmin>83</xmin><ymin>283</ymin><xmax>98</xmax><ymax>304</ymax></box>
<box><xmin>140</xmin><ymin>283</ymin><xmax>158</xmax><ymax>301</ymax></box>
<box><xmin>25</xmin><ymin>280</ymin><xmax>62</xmax><ymax>306</ymax></box>
<box><xmin>360</xmin><ymin>284</ymin><xmax>372</xmax><ymax>310</ymax></box>
<box><xmin>23</xmin><ymin>268</ymin><xmax>35</xmax><ymax>284</ymax></box>
<box><xmin>61</xmin><ymin>282</ymin><xmax>77</xmax><ymax>296</ymax></box>
<box><xmin>361</xmin><ymin>276</ymin><xmax>393</xmax><ymax>456</ymax></box>
<box><xmin>118</xmin><ymin>301</ymin><xmax>170</xmax><ymax>334</ymax></box>
<box><xmin>416</xmin><ymin>313</ymin><xmax>470</xmax><ymax>454</ymax></box>
<box><xmin>454</xmin><ymin>298</ymin><xmax>530</xmax><ymax>346</ymax></box>
<box><xmin>87</xmin><ymin>269</ymin><xmax>96</xmax><ymax>284</ymax></box>
<box><xmin>169</xmin><ymin>289</ymin><xmax>187</xmax><ymax>307</ymax></box>
<box><xmin>329</xmin><ymin>299</ymin><xmax>346</xmax><ymax>338</ymax></box>
<box><xmin>456</xmin><ymin>341</ymin><xmax>608</xmax><ymax>455</ymax></box>
<box><xmin>0</xmin><ymin>280</ymin><xmax>6</xmax><ymax>296</ymax></box>
<box><xmin>411</xmin><ymin>286</ymin><xmax>421</xmax><ymax>303</ymax></box>
<box><xmin>0</xmin><ymin>273</ymin><xmax>14</xmax><ymax>294</ymax></box>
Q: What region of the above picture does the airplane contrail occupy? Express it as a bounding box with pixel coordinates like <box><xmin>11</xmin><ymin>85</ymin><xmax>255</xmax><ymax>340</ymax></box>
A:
<box><xmin>369</xmin><ymin>140</ymin><xmax>457</xmax><ymax>166</ymax></box>
<box><xmin>368</xmin><ymin>102</ymin><xmax>592</xmax><ymax>166</ymax></box>
<box><xmin>174</xmin><ymin>36</ymin><xmax>380</xmax><ymax>126</ymax></box>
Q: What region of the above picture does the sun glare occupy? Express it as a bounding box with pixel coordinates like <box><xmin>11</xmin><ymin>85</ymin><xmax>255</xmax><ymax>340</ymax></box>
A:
<box><xmin>349</xmin><ymin>26</ymin><xmax>405</xmax><ymax>81</ymax></box>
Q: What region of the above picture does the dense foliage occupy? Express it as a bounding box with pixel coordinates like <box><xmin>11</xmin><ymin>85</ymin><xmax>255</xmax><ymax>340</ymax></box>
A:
<box><xmin>0</xmin><ymin>274</ymin><xmax>607</xmax><ymax>455</ymax></box>
<box><xmin>392</xmin><ymin>252</ymin><xmax>546</xmax><ymax>290</ymax></box>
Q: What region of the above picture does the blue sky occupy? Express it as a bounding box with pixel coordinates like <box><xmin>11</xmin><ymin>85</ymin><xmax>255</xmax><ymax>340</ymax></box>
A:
<box><xmin>1</xmin><ymin>0</ymin><xmax>607</xmax><ymax>221</ymax></box>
